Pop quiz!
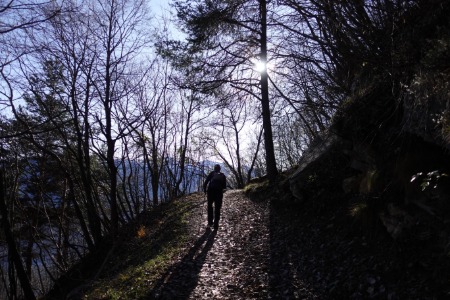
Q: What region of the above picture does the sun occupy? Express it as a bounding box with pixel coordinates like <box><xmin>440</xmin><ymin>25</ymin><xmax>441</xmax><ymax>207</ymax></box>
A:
<box><xmin>254</xmin><ymin>61</ymin><xmax>267</xmax><ymax>73</ymax></box>
<box><xmin>251</xmin><ymin>58</ymin><xmax>269</xmax><ymax>73</ymax></box>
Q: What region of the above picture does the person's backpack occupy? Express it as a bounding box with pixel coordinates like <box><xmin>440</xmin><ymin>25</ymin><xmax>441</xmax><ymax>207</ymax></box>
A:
<box><xmin>209</xmin><ymin>172</ymin><xmax>225</xmax><ymax>190</ymax></box>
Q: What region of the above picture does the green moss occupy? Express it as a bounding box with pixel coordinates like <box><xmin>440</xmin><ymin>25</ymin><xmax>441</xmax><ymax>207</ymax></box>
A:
<box><xmin>243</xmin><ymin>181</ymin><xmax>269</xmax><ymax>194</ymax></box>
<box><xmin>85</xmin><ymin>247</ymin><xmax>183</xmax><ymax>299</ymax></box>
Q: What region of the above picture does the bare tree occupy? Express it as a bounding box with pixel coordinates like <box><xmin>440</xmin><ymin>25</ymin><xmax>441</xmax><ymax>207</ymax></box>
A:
<box><xmin>201</xmin><ymin>88</ymin><xmax>262</xmax><ymax>188</ymax></box>
<box><xmin>36</xmin><ymin>1</ymin><xmax>104</xmax><ymax>248</ymax></box>
<box><xmin>86</xmin><ymin>0</ymin><xmax>151</xmax><ymax>234</ymax></box>
<box><xmin>168</xmin><ymin>89</ymin><xmax>208</xmax><ymax>197</ymax></box>
<box><xmin>0</xmin><ymin>3</ymin><xmax>61</xmax><ymax>298</ymax></box>
<box><xmin>171</xmin><ymin>0</ymin><xmax>279</xmax><ymax>179</ymax></box>
<box><xmin>129</xmin><ymin>56</ymin><xmax>174</xmax><ymax>206</ymax></box>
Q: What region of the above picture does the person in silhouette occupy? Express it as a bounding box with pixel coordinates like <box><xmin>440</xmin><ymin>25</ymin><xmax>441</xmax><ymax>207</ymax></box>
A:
<box><xmin>203</xmin><ymin>164</ymin><xmax>227</xmax><ymax>230</ymax></box>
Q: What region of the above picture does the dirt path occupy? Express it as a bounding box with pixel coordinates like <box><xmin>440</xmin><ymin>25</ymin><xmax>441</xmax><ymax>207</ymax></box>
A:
<box><xmin>146</xmin><ymin>189</ymin><xmax>444</xmax><ymax>299</ymax></box>
<box><xmin>149</xmin><ymin>190</ymin><xmax>276</xmax><ymax>299</ymax></box>
<box><xmin>125</xmin><ymin>187</ymin><xmax>448</xmax><ymax>300</ymax></box>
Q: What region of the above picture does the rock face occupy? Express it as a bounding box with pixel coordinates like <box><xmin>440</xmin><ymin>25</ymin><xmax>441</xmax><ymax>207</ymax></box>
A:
<box><xmin>289</xmin><ymin>133</ymin><xmax>346</xmax><ymax>203</ymax></box>
<box><xmin>378</xmin><ymin>203</ymin><xmax>414</xmax><ymax>240</ymax></box>
<box><xmin>289</xmin><ymin>129</ymin><xmax>450</xmax><ymax>241</ymax></box>
<box><xmin>401</xmin><ymin>63</ymin><xmax>450</xmax><ymax>151</ymax></box>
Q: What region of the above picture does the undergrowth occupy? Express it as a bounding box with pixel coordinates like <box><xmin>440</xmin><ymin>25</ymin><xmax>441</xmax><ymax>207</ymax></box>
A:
<box><xmin>83</xmin><ymin>199</ymin><xmax>196</xmax><ymax>300</ymax></box>
<box><xmin>43</xmin><ymin>195</ymin><xmax>202</xmax><ymax>300</ymax></box>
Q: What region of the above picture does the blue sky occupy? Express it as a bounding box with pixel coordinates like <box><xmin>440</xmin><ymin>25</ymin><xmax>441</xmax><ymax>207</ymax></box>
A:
<box><xmin>150</xmin><ymin>0</ymin><xmax>172</xmax><ymax>19</ymax></box>
<box><xmin>149</xmin><ymin>0</ymin><xmax>186</xmax><ymax>39</ymax></box>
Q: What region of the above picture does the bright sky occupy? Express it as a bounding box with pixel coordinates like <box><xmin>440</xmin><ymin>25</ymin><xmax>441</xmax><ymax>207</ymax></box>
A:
<box><xmin>150</xmin><ymin>0</ymin><xmax>172</xmax><ymax>17</ymax></box>
<box><xmin>149</xmin><ymin>0</ymin><xmax>186</xmax><ymax>40</ymax></box>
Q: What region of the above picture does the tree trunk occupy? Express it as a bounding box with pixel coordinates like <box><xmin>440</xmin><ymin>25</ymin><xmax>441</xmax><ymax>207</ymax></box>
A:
<box><xmin>259</xmin><ymin>0</ymin><xmax>278</xmax><ymax>180</ymax></box>
<box><xmin>0</xmin><ymin>170</ymin><xmax>36</xmax><ymax>300</ymax></box>
<box><xmin>105</xmin><ymin>1</ymin><xmax>119</xmax><ymax>235</ymax></box>
<box><xmin>71</xmin><ymin>69</ymin><xmax>100</xmax><ymax>249</ymax></box>
<box><xmin>151</xmin><ymin>145</ymin><xmax>160</xmax><ymax>206</ymax></box>
<box><xmin>174</xmin><ymin>98</ymin><xmax>193</xmax><ymax>197</ymax></box>
<box><xmin>107</xmin><ymin>137</ymin><xmax>119</xmax><ymax>235</ymax></box>
<box><xmin>82</xmin><ymin>70</ymin><xmax>102</xmax><ymax>246</ymax></box>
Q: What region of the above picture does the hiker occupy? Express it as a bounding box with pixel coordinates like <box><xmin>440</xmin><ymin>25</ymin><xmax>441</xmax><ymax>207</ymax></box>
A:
<box><xmin>203</xmin><ymin>164</ymin><xmax>227</xmax><ymax>230</ymax></box>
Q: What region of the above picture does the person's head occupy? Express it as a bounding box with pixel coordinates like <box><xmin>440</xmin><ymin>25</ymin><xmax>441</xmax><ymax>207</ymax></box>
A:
<box><xmin>214</xmin><ymin>164</ymin><xmax>221</xmax><ymax>172</ymax></box>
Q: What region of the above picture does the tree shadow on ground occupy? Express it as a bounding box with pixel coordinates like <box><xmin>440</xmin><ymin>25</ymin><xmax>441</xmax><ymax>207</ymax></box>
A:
<box><xmin>144</xmin><ymin>227</ymin><xmax>216</xmax><ymax>299</ymax></box>
<box><xmin>268</xmin><ymin>201</ymin><xmax>325</xmax><ymax>299</ymax></box>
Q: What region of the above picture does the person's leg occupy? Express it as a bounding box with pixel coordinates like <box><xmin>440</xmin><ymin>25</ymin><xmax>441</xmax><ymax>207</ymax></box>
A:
<box><xmin>213</xmin><ymin>193</ymin><xmax>223</xmax><ymax>229</ymax></box>
<box><xmin>207</xmin><ymin>191</ymin><xmax>214</xmax><ymax>226</ymax></box>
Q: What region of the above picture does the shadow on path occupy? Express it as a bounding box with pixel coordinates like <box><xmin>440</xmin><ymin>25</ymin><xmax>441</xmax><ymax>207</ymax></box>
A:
<box><xmin>144</xmin><ymin>228</ymin><xmax>216</xmax><ymax>299</ymax></box>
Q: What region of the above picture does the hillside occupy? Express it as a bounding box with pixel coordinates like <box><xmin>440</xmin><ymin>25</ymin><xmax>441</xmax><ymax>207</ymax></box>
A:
<box><xmin>43</xmin><ymin>185</ymin><xmax>450</xmax><ymax>299</ymax></box>
<box><xmin>3</xmin><ymin>2</ymin><xmax>450</xmax><ymax>299</ymax></box>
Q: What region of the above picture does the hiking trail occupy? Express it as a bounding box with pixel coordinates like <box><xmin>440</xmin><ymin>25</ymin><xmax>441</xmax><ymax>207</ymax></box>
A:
<box><xmin>147</xmin><ymin>189</ymin><xmax>322</xmax><ymax>299</ymax></box>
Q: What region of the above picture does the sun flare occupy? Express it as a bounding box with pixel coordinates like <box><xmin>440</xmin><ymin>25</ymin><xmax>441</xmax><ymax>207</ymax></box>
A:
<box><xmin>254</xmin><ymin>61</ymin><xmax>267</xmax><ymax>73</ymax></box>
<box><xmin>251</xmin><ymin>57</ymin><xmax>270</xmax><ymax>73</ymax></box>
